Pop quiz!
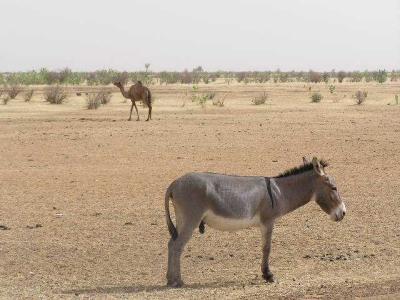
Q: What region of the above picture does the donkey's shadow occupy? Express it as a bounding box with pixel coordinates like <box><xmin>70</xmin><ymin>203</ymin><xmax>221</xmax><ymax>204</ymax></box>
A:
<box><xmin>63</xmin><ymin>280</ymin><xmax>243</xmax><ymax>295</ymax></box>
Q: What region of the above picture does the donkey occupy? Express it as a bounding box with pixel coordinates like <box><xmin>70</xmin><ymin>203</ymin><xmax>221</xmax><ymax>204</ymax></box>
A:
<box><xmin>164</xmin><ymin>157</ymin><xmax>346</xmax><ymax>287</ymax></box>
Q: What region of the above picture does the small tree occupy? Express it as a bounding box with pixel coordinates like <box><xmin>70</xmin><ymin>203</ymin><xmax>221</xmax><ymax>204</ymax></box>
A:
<box><xmin>354</xmin><ymin>90</ymin><xmax>367</xmax><ymax>105</ymax></box>
<box><xmin>309</xmin><ymin>71</ymin><xmax>322</xmax><ymax>83</ymax></box>
<box><xmin>144</xmin><ymin>63</ymin><xmax>151</xmax><ymax>73</ymax></box>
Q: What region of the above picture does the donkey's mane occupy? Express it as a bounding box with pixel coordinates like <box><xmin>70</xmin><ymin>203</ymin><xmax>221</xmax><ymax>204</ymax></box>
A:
<box><xmin>276</xmin><ymin>159</ymin><xmax>328</xmax><ymax>178</ymax></box>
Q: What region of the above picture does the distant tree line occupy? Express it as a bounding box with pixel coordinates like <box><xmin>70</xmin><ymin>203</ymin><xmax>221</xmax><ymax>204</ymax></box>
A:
<box><xmin>0</xmin><ymin>67</ymin><xmax>398</xmax><ymax>85</ymax></box>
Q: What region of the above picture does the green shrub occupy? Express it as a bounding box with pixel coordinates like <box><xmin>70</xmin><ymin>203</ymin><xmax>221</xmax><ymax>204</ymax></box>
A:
<box><xmin>311</xmin><ymin>92</ymin><xmax>323</xmax><ymax>103</ymax></box>
<box><xmin>373</xmin><ymin>70</ymin><xmax>387</xmax><ymax>83</ymax></box>
<box><xmin>328</xmin><ymin>85</ymin><xmax>336</xmax><ymax>94</ymax></box>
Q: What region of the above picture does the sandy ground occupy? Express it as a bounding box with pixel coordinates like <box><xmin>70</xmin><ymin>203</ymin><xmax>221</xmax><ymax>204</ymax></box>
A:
<box><xmin>0</xmin><ymin>82</ymin><xmax>399</xmax><ymax>299</ymax></box>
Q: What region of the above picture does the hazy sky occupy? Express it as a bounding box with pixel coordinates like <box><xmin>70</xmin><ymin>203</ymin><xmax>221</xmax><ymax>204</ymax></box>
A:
<box><xmin>1</xmin><ymin>0</ymin><xmax>399</xmax><ymax>72</ymax></box>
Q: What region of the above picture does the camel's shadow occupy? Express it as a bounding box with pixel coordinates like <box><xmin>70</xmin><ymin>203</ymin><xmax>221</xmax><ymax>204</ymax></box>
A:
<box><xmin>63</xmin><ymin>280</ymin><xmax>243</xmax><ymax>295</ymax></box>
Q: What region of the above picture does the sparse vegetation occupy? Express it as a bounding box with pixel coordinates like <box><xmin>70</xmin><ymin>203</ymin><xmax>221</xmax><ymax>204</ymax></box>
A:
<box><xmin>328</xmin><ymin>85</ymin><xmax>336</xmax><ymax>94</ymax></box>
<box><xmin>354</xmin><ymin>90</ymin><xmax>368</xmax><ymax>105</ymax></box>
<box><xmin>24</xmin><ymin>89</ymin><xmax>34</xmax><ymax>102</ymax></box>
<box><xmin>44</xmin><ymin>85</ymin><xmax>67</xmax><ymax>104</ymax></box>
<box><xmin>0</xmin><ymin>69</ymin><xmax>398</xmax><ymax>85</ymax></box>
<box><xmin>252</xmin><ymin>92</ymin><xmax>268</xmax><ymax>105</ymax></box>
<box><xmin>86</xmin><ymin>93</ymin><xmax>101</xmax><ymax>110</ymax></box>
<box><xmin>311</xmin><ymin>92</ymin><xmax>323</xmax><ymax>103</ymax></box>
<box><xmin>396</xmin><ymin>95</ymin><xmax>399</xmax><ymax>105</ymax></box>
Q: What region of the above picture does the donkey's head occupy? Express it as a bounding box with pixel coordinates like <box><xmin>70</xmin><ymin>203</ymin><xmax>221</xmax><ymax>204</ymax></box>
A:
<box><xmin>310</xmin><ymin>157</ymin><xmax>346</xmax><ymax>222</ymax></box>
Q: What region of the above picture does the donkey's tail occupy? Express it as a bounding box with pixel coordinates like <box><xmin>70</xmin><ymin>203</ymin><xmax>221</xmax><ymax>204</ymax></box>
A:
<box><xmin>165</xmin><ymin>184</ymin><xmax>178</xmax><ymax>240</ymax></box>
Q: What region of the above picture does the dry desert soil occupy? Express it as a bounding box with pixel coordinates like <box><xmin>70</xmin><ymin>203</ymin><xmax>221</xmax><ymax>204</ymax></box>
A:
<box><xmin>0</xmin><ymin>82</ymin><xmax>400</xmax><ymax>299</ymax></box>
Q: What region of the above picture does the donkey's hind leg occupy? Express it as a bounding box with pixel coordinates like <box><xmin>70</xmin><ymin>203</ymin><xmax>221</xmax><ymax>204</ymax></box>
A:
<box><xmin>167</xmin><ymin>211</ymin><xmax>202</xmax><ymax>288</ymax></box>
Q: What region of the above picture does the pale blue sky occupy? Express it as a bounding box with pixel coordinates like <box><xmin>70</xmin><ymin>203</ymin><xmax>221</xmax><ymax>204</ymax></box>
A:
<box><xmin>1</xmin><ymin>0</ymin><xmax>399</xmax><ymax>71</ymax></box>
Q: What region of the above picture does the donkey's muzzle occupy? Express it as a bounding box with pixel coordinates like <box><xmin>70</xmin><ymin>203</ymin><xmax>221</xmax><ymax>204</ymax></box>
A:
<box><xmin>331</xmin><ymin>202</ymin><xmax>346</xmax><ymax>222</ymax></box>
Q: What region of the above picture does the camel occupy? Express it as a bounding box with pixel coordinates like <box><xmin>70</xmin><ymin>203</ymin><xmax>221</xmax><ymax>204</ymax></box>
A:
<box><xmin>113</xmin><ymin>81</ymin><xmax>152</xmax><ymax>121</ymax></box>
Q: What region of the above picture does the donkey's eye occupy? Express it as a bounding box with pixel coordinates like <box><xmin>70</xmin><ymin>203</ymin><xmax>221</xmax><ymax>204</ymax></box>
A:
<box><xmin>331</xmin><ymin>186</ymin><xmax>337</xmax><ymax>191</ymax></box>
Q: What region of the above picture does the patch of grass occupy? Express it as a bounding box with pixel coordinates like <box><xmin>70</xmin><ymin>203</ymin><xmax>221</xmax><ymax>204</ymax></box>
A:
<box><xmin>24</xmin><ymin>89</ymin><xmax>34</xmax><ymax>102</ymax></box>
<box><xmin>44</xmin><ymin>85</ymin><xmax>67</xmax><ymax>104</ymax></box>
<box><xmin>251</xmin><ymin>92</ymin><xmax>268</xmax><ymax>105</ymax></box>
<box><xmin>86</xmin><ymin>94</ymin><xmax>101</xmax><ymax>110</ymax></box>
<box><xmin>311</xmin><ymin>92</ymin><xmax>323</xmax><ymax>103</ymax></box>
<box><xmin>354</xmin><ymin>90</ymin><xmax>368</xmax><ymax>105</ymax></box>
<box><xmin>6</xmin><ymin>84</ymin><xmax>22</xmax><ymax>99</ymax></box>
<box><xmin>395</xmin><ymin>95</ymin><xmax>399</xmax><ymax>105</ymax></box>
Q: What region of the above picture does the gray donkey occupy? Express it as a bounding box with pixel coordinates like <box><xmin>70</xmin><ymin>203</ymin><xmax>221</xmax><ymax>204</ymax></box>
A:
<box><xmin>164</xmin><ymin>157</ymin><xmax>346</xmax><ymax>287</ymax></box>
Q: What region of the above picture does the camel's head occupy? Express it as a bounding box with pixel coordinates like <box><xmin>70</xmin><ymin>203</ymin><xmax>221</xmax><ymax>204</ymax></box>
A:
<box><xmin>113</xmin><ymin>82</ymin><xmax>122</xmax><ymax>88</ymax></box>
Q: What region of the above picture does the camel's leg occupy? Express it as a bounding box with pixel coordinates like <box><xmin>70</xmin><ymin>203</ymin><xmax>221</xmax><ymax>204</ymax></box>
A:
<box><xmin>128</xmin><ymin>101</ymin><xmax>134</xmax><ymax>121</ymax></box>
<box><xmin>146</xmin><ymin>104</ymin><xmax>152</xmax><ymax>121</ymax></box>
<box><xmin>260</xmin><ymin>221</ymin><xmax>275</xmax><ymax>283</ymax></box>
<box><xmin>132</xmin><ymin>101</ymin><xmax>140</xmax><ymax>121</ymax></box>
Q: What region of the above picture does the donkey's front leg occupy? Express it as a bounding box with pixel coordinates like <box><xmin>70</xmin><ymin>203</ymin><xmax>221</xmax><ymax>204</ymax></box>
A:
<box><xmin>260</xmin><ymin>221</ymin><xmax>275</xmax><ymax>283</ymax></box>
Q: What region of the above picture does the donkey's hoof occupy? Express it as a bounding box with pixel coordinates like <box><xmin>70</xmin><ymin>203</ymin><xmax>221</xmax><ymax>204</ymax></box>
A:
<box><xmin>263</xmin><ymin>272</ymin><xmax>275</xmax><ymax>283</ymax></box>
<box><xmin>167</xmin><ymin>279</ymin><xmax>184</xmax><ymax>288</ymax></box>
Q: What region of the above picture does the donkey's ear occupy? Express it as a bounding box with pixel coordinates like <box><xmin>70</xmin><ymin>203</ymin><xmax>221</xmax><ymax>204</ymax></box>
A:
<box><xmin>312</xmin><ymin>157</ymin><xmax>324</xmax><ymax>176</ymax></box>
<box><xmin>302</xmin><ymin>156</ymin><xmax>310</xmax><ymax>165</ymax></box>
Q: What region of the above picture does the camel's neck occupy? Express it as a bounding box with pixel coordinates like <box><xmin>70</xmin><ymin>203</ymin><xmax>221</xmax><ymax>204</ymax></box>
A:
<box><xmin>118</xmin><ymin>85</ymin><xmax>130</xmax><ymax>98</ymax></box>
<box><xmin>273</xmin><ymin>170</ymin><xmax>316</xmax><ymax>216</ymax></box>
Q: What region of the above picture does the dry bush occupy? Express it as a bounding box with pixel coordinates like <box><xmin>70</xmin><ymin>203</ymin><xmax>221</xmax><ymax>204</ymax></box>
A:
<box><xmin>86</xmin><ymin>94</ymin><xmax>101</xmax><ymax>110</ymax></box>
<box><xmin>6</xmin><ymin>85</ymin><xmax>22</xmax><ymax>99</ymax></box>
<box><xmin>24</xmin><ymin>89</ymin><xmax>34</xmax><ymax>102</ymax></box>
<box><xmin>212</xmin><ymin>93</ymin><xmax>227</xmax><ymax>107</ymax></box>
<box><xmin>3</xmin><ymin>95</ymin><xmax>11</xmax><ymax>105</ymax></box>
<box><xmin>44</xmin><ymin>85</ymin><xmax>67</xmax><ymax>104</ymax></box>
<box><xmin>354</xmin><ymin>90</ymin><xmax>367</xmax><ymax>105</ymax></box>
<box><xmin>252</xmin><ymin>92</ymin><xmax>268</xmax><ymax>105</ymax></box>
<box><xmin>311</xmin><ymin>92</ymin><xmax>323</xmax><ymax>103</ymax></box>
<box><xmin>98</xmin><ymin>88</ymin><xmax>112</xmax><ymax>105</ymax></box>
